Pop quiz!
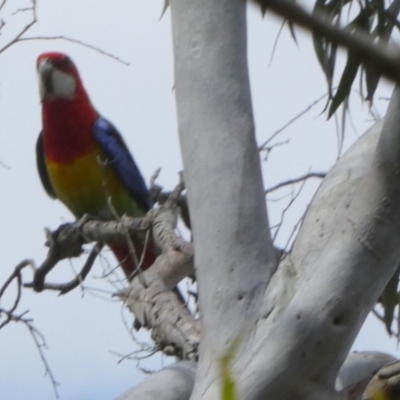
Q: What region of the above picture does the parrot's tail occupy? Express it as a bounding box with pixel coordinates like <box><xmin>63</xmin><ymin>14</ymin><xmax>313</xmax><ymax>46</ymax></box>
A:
<box><xmin>108</xmin><ymin>239</ymin><xmax>158</xmax><ymax>279</ymax></box>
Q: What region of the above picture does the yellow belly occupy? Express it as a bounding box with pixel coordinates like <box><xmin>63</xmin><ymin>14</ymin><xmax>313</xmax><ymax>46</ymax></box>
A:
<box><xmin>46</xmin><ymin>149</ymin><xmax>142</xmax><ymax>219</ymax></box>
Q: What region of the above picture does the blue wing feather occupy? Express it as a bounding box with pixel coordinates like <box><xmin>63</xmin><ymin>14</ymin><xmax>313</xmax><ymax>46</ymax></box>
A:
<box><xmin>92</xmin><ymin>117</ymin><xmax>153</xmax><ymax>211</ymax></box>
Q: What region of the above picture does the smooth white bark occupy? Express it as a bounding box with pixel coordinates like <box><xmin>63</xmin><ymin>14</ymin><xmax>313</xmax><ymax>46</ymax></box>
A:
<box><xmin>170</xmin><ymin>0</ymin><xmax>276</xmax><ymax>398</ymax></box>
<box><xmin>240</xmin><ymin>88</ymin><xmax>400</xmax><ymax>400</ymax></box>
<box><xmin>114</xmin><ymin>361</ymin><xmax>197</xmax><ymax>400</ymax></box>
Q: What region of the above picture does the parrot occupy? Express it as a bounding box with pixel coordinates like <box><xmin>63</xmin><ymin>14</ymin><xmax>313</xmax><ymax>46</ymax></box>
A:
<box><xmin>35</xmin><ymin>52</ymin><xmax>157</xmax><ymax>279</ymax></box>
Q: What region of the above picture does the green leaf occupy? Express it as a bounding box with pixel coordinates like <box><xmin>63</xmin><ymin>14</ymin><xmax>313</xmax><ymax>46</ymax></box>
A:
<box><xmin>327</xmin><ymin>55</ymin><xmax>360</xmax><ymax>119</ymax></box>
<box><xmin>364</xmin><ymin>63</ymin><xmax>380</xmax><ymax>102</ymax></box>
<box><xmin>364</xmin><ymin>0</ymin><xmax>400</xmax><ymax>102</ymax></box>
<box><xmin>160</xmin><ymin>0</ymin><xmax>169</xmax><ymax>19</ymax></box>
<box><xmin>220</xmin><ymin>336</ymin><xmax>241</xmax><ymax>400</ymax></box>
<box><xmin>312</xmin><ymin>0</ymin><xmax>340</xmax><ymax>98</ymax></box>
<box><xmin>380</xmin><ymin>266</ymin><xmax>400</xmax><ymax>335</ymax></box>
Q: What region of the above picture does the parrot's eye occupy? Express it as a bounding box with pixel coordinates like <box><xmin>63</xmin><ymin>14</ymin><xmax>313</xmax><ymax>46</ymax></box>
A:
<box><xmin>59</xmin><ymin>57</ymin><xmax>72</xmax><ymax>68</ymax></box>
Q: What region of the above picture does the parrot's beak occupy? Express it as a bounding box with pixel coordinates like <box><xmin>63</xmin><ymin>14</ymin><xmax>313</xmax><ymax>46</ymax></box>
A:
<box><xmin>38</xmin><ymin>58</ymin><xmax>54</xmax><ymax>100</ymax></box>
<box><xmin>38</xmin><ymin>58</ymin><xmax>53</xmax><ymax>77</ymax></box>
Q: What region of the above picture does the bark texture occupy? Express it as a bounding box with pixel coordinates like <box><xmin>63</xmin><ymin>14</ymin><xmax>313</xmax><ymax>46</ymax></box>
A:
<box><xmin>170</xmin><ymin>0</ymin><xmax>277</xmax><ymax>398</ymax></box>
<box><xmin>240</xmin><ymin>89</ymin><xmax>400</xmax><ymax>400</ymax></box>
<box><xmin>114</xmin><ymin>361</ymin><xmax>197</xmax><ymax>400</ymax></box>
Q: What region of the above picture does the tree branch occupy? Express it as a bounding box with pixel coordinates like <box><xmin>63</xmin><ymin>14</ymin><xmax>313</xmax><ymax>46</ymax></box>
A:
<box><xmin>17</xmin><ymin>36</ymin><xmax>129</xmax><ymax>65</ymax></box>
<box><xmin>0</xmin><ymin>0</ymin><xmax>37</xmax><ymax>54</ymax></box>
<box><xmin>117</xmin><ymin>243</ymin><xmax>198</xmax><ymax>360</ymax></box>
<box><xmin>20</xmin><ymin>181</ymin><xmax>198</xmax><ymax>358</ymax></box>
<box><xmin>241</xmin><ymin>85</ymin><xmax>400</xmax><ymax>399</ymax></box>
<box><xmin>265</xmin><ymin>172</ymin><xmax>327</xmax><ymax>194</ymax></box>
<box><xmin>0</xmin><ymin>260</ymin><xmax>59</xmax><ymax>397</ymax></box>
<box><xmin>114</xmin><ymin>361</ymin><xmax>196</xmax><ymax>400</ymax></box>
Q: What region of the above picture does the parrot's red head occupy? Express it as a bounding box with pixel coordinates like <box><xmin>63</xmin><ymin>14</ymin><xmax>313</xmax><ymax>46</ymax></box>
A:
<box><xmin>37</xmin><ymin>52</ymin><xmax>97</xmax><ymax>162</ymax></box>
<box><xmin>37</xmin><ymin>52</ymin><xmax>87</xmax><ymax>102</ymax></box>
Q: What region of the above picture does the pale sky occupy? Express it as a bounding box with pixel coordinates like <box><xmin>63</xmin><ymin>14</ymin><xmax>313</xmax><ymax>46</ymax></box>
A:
<box><xmin>0</xmin><ymin>1</ymin><xmax>398</xmax><ymax>399</ymax></box>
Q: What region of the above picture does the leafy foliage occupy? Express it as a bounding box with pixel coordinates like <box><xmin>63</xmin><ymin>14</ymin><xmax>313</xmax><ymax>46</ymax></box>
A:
<box><xmin>254</xmin><ymin>0</ymin><xmax>400</xmax><ymax>116</ymax></box>
<box><xmin>379</xmin><ymin>266</ymin><xmax>400</xmax><ymax>336</ymax></box>
<box><xmin>313</xmin><ymin>0</ymin><xmax>400</xmax><ymax>117</ymax></box>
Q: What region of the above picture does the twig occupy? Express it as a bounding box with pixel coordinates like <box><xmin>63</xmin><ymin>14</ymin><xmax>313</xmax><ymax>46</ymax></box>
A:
<box><xmin>267</xmin><ymin>191</ymin><xmax>294</xmax><ymax>203</ymax></box>
<box><xmin>259</xmin><ymin>92</ymin><xmax>330</xmax><ymax>149</ymax></box>
<box><xmin>111</xmin><ymin>347</ymin><xmax>159</xmax><ymax>364</ymax></box>
<box><xmin>24</xmin><ymin>242</ymin><xmax>103</xmax><ymax>294</ymax></box>
<box><xmin>24</xmin><ymin>215</ymin><xmax>150</xmax><ymax>293</ymax></box>
<box><xmin>26</xmin><ymin>322</ymin><xmax>60</xmax><ymax>398</ymax></box>
<box><xmin>149</xmin><ymin>168</ymin><xmax>162</xmax><ymax>188</ymax></box>
<box><xmin>0</xmin><ymin>159</ymin><xmax>10</xmax><ymax>169</ymax></box>
<box><xmin>97</xmin><ymin>155</ymin><xmax>142</xmax><ymax>276</ymax></box>
<box><xmin>0</xmin><ymin>260</ymin><xmax>59</xmax><ymax>397</ymax></box>
<box><xmin>261</xmin><ymin>139</ymin><xmax>290</xmax><ymax>161</ymax></box>
<box><xmin>12</xmin><ymin>6</ymin><xmax>33</xmax><ymax>15</ymax></box>
<box><xmin>0</xmin><ymin>0</ymin><xmax>128</xmax><ymax>66</ymax></box>
<box><xmin>17</xmin><ymin>36</ymin><xmax>129</xmax><ymax>65</ymax></box>
<box><xmin>0</xmin><ymin>0</ymin><xmax>36</xmax><ymax>54</ymax></box>
<box><xmin>23</xmin><ymin>181</ymin><xmax>192</xmax><ymax>295</ymax></box>
<box><xmin>0</xmin><ymin>0</ymin><xmax>7</xmax><ymax>12</ymax></box>
<box><xmin>265</xmin><ymin>172</ymin><xmax>326</xmax><ymax>194</ymax></box>
<box><xmin>272</xmin><ymin>177</ymin><xmax>308</xmax><ymax>242</ymax></box>
<box><xmin>0</xmin><ymin>259</ymin><xmax>34</xmax><ymax>299</ymax></box>
<box><xmin>148</xmin><ymin>168</ymin><xmax>164</xmax><ymax>204</ymax></box>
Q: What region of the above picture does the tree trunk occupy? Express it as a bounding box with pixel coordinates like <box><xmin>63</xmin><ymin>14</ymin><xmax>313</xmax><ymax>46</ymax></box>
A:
<box><xmin>170</xmin><ymin>0</ymin><xmax>277</xmax><ymax>398</ymax></box>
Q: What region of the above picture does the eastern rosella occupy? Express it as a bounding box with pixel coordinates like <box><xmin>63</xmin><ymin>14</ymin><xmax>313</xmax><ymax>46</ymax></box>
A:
<box><xmin>36</xmin><ymin>52</ymin><xmax>156</xmax><ymax>278</ymax></box>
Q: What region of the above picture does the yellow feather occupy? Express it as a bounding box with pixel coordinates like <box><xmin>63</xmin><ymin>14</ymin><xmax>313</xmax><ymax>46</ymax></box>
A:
<box><xmin>46</xmin><ymin>148</ymin><xmax>142</xmax><ymax>219</ymax></box>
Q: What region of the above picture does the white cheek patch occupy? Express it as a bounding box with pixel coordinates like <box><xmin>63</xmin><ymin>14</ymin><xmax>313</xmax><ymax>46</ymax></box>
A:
<box><xmin>51</xmin><ymin>69</ymin><xmax>76</xmax><ymax>99</ymax></box>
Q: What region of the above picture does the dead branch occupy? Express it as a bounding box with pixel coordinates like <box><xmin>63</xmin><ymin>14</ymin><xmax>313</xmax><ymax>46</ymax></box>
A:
<box><xmin>115</xmin><ymin>176</ymin><xmax>198</xmax><ymax>360</ymax></box>
<box><xmin>23</xmin><ymin>172</ymin><xmax>193</xmax><ymax>294</ymax></box>
<box><xmin>19</xmin><ymin>178</ymin><xmax>198</xmax><ymax>358</ymax></box>
<box><xmin>17</xmin><ymin>36</ymin><xmax>129</xmax><ymax>65</ymax></box>
<box><xmin>259</xmin><ymin>92</ymin><xmax>329</xmax><ymax>150</ymax></box>
<box><xmin>21</xmin><ymin>215</ymin><xmax>149</xmax><ymax>292</ymax></box>
<box><xmin>0</xmin><ymin>259</ymin><xmax>34</xmax><ymax>328</ymax></box>
<box><xmin>265</xmin><ymin>172</ymin><xmax>327</xmax><ymax>194</ymax></box>
<box><xmin>272</xmin><ymin>177</ymin><xmax>308</xmax><ymax>242</ymax></box>
<box><xmin>25</xmin><ymin>243</ymin><xmax>104</xmax><ymax>295</ymax></box>
<box><xmin>25</xmin><ymin>321</ymin><xmax>60</xmax><ymax>398</ymax></box>
<box><xmin>0</xmin><ymin>260</ymin><xmax>59</xmax><ymax>397</ymax></box>
<box><xmin>0</xmin><ymin>0</ymin><xmax>37</xmax><ymax>54</ymax></box>
<box><xmin>0</xmin><ymin>0</ymin><xmax>128</xmax><ymax>65</ymax></box>
<box><xmin>0</xmin><ymin>0</ymin><xmax>7</xmax><ymax>12</ymax></box>
<box><xmin>23</xmin><ymin>211</ymin><xmax>176</xmax><ymax>293</ymax></box>
<box><xmin>116</xmin><ymin>243</ymin><xmax>199</xmax><ymax>360</ymax></box>
<box><xmin>0</xmin><ymin>159</ymin><xmax>10</xmax><ymax>169</ymax></box>
<box><xmin>260</xmin><ymin>139</ymin><xmax>289</xmax><ymax>162</ymax></box>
